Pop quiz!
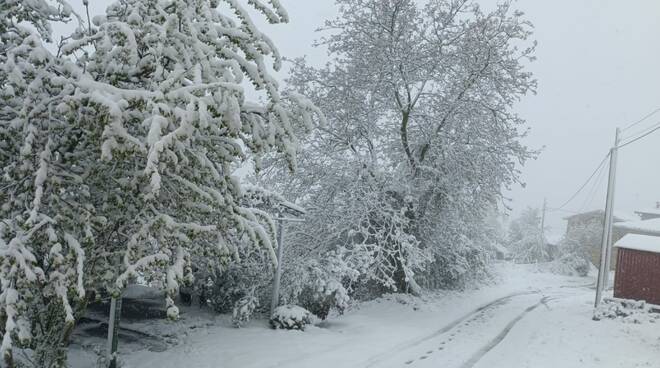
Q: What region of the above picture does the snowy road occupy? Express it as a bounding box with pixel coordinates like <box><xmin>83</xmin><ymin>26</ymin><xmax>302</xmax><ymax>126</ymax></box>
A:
<box><xmin>364</xmin><ymin>290</ymin><xmax>546</xmax><ymax>367</ymax></box>
<box><xmin>366</xmin><ymin>291</ymin><xmax>579</xmax><ymax>368</ymax></box>
<box><xmin>70</xmin><ymin>265</ymin><xmax>659</xmax><ymax>368</ymax></box>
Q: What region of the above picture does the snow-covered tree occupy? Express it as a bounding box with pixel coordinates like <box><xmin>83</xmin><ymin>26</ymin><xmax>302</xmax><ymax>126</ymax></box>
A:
<box><xmin>1</xmin><ymin>0</ymin><xmax>319</xmax><ymax>364</ymax></box>
<box><xmin>0</xmin><ymin>1</ymin><xmax>93</xmax><ymax>365</ymax></box>
<box><xmin>265</xmin><ymin>0</ymin><xmax>537</xmax><ymax>295</ymax></box>
<box><xmin>58</xmin><ymin>0</ymin><xmax>320</xmax><ymax>312</ymax></box>
<box><xmin>508</xmin><ymin>207</ymin><xmax>550</xmax><ymax>263</ymax></box>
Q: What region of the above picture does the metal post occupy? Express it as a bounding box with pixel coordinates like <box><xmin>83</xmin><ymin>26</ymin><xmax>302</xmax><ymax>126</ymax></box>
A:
<box><xmin>540</xmin><ymin>198</ymin><xmax>547</xmax><ymax>252</ymax></box>
<box><xmin>107</xmin><ymin>295</ymin><xmax>122</xmax><ymax>368</ymax></box>
<box><xmin>595</xmin><ymin>128</ymin><xmax>620</xmax><ymax>308</ymax></box>
<box><xmin>270</xmin><ymin>219</ymin><xmax>285</xmax><ymax>316</ymax></box>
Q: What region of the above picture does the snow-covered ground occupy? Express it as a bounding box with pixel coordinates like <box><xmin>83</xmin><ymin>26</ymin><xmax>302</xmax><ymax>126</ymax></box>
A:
<box><xmin>69</xmin><ymin>264</ymin><xmax>659</xmax><ymax>368</ymax></box>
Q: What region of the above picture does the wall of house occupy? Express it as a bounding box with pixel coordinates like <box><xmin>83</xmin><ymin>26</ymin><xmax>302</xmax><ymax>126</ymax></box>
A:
<box><xmin>614</xmin><ymin>247</ymin><xmax>660</xmax><ymax>305</ymax></box>
<box><xmin>566</xmin><ymin>215</ymin><xmax>622</xmax><ymax>269</ymax></box>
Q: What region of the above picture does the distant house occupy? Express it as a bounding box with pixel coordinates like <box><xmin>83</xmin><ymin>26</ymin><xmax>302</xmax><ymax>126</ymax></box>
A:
<box><xmin>564</xmin><ymin>210</ymin><xmax>633</xmax><ymax>268</ymax></box>
<box><xmin>634</xmin><ymin>203</ymin><xmax>660</xmax><ymax>221</ymax></box>
<box><xmin>613</xmin><ymin>234</ymin><xmax>660</xmax><ymax>305</ymax></box>
<box><xmin>613</xmin><ymin>217</ymin><xmax>660</xmax><ymax>237</ymax></box>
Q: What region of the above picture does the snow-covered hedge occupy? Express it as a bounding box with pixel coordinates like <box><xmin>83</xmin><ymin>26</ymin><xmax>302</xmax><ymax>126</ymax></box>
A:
<box><xmin>270</xmin><ymin>305</ymin><xmax>315</xmax><ymax>330</ymax></box>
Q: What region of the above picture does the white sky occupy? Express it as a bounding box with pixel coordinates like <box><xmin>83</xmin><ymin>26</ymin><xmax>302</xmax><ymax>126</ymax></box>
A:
<box><xmin>62</xmin><ymin>0</ymin><xmax>660</xmax><ymax>235</ymax></box>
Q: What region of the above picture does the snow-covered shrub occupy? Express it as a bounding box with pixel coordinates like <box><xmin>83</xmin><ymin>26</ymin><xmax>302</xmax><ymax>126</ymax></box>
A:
<box><xmin>593</xmin><ymin>298</ymin><xmax>660</xmax><ymax>324</ymax></box>
<box><xmin>508</xmin><ymin>208</ymin><xmax>551</xmax><ymax>264</ymax></box>
<box><xmin>206</xmin><ymin>263</ymin><xmax>269</xmax><ymax>314</ymax></box>
<box><xmin>544</xmin><ymin>252</ymin><xmax>591</xmax><ymax>277</ymax></box>
<box><xmin>232</xmin><ymin>288</ymin><xmax>259</xmax><ymax>328</ymax></box>
<box><xmin>270</xmin><ymin>305</ymin><xmax>315</xmax><ymax>330</ymax></box>
<box><xmin>546</xmin><ymin>223</ymin><xmax>600</xmax><ymax>277</ymax></box>
<box><xmin>279</xmin><ymin>252</ymin><xmax>358</xmax><ymax>319</ymax></box>
<box><xmin>297</xmin><ymin>277</ymin><xmax>350</xmax><ymax>320</ymax></box>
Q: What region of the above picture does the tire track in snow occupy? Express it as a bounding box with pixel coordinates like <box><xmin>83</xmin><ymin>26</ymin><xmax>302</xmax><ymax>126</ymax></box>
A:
<box><xmin>364</xmin><ymin>290</ymin><xmax>540</xmax><ymax>367</ymax></box>
<box><xmin>458</xmin><ymin>295</ymin><xmax>554</xmax><ymax>368</ymax></box>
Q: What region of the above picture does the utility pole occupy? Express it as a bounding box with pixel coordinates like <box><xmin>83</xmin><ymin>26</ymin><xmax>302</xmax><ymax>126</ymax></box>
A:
<box><xmin>107</xmin><ymin>293</ymin><xmax>122</xmax><ymax>368</ymax></box>
<box><xmin>270</xmin><ymin>218</ymin><xmax>285</xmax><ymax>317</ymax></box>
<box><xmin>270</xmin><ymin>216</ymin><xmax>305</xmax><ymax>316</ymax></box>
<box><xmin>594</xmin><ymin>128</ymin><xmax>620</xmax><ymax>308</ymax></box>
<box><xmin>539</xmin><ymin>198</ymin><xmax>547</xmax><ymax>251</ymax></box>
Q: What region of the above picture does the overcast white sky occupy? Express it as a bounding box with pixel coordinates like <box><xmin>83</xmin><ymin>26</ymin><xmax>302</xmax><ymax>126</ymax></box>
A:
<box><xmin>69</xmin><ymin>0</ymin><xmax>660</xmax><ymax>235</ymax></box>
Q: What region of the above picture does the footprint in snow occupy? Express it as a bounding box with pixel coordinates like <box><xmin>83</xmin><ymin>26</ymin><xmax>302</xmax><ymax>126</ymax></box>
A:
<box><xmin>420</xmin><ymin>356</ymin><xmax>428</xmax><ymax>360</ymax></box>
<box><xmin>405</xmin><ymin>360</ymin><xmax>414</xmax><ymax>365</ymax></box>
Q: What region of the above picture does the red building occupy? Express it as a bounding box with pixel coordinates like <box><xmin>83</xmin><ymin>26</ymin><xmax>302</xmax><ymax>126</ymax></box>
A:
<box><xmin>613</xmin><ymin>234</ymin><xmax>660</xmax><ymax>306</ymax></box>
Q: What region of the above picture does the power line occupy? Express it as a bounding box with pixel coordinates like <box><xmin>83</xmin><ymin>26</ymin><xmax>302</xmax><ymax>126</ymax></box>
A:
<box><xmin>577</xmin><ymin>154</ymin><xmax>609</xmax><ymax>213</ymax></box>
<box><xmin>547</xmin><ymin>109</ymin><xmax>660</xmax><ymax>216</ymax></box>
<box><xmin>620</xmin><ymin>106</ymin><xmax>660</xmax><ymax>132</ymax></box>
<box><xmin>618</xmin><ymin>120</ymin><xmax>660</xmax><ymax>149</ymax></box>
<box><xmin>546</xmin><ymin>207</ymin><xmax>579</xmax><ymax>214</ymax></box>
<box><xmin>621</xmin><ymin>118</ymin><xmax>660</xmax><ymax>143</ymax></box>
<box><xmin>551</xmin><ymin>152</ymin><xmax>611</xmax><ymax>211</ymax></box>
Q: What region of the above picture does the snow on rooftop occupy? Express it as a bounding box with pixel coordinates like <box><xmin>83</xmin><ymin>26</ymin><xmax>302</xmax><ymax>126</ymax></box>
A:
<box><xmin>563</xmin><ymin>209</ymin><xmax>637</xmax><ymax>222</ymax></box>
<box><xmin>613</xmin><ymin>217</ymin><xmax>660</xmax><ymax>236</ymax></box>
<box><xmin>634</xmin><ymin>208</ymin><xmax>660</xmax><ymax>216</ymax></box>
<box><xmin>614</xmin><ymin>233</ymin><xmax>660</xmax><ymax>254</ymax></box>
<box><xmin>613</xmin><ymin>211</ymin><xmax>638</xmax><ymax>222</ymax></box>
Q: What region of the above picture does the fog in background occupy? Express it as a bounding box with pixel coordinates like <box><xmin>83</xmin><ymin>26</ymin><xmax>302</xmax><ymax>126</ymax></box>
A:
<box><xmin>63</xmin><ymin>0</ymin><xmax>660</xmax><ymax>236</ymax></box>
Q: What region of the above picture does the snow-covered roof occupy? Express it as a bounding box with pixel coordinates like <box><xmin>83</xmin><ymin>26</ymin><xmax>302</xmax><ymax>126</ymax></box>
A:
<box><xmin>614</xmin><ymin>211</ymin><xmax>639</xmax><ymax>222</ymax></box>
<box><xmin>634</xmin><ymin>208</ymin><xmax>660</xmax><ymax>216</ymax></box>
<box><xmin>614</xmin><ymin>234</ymin><xmax>660</xmax><ymax>254</ymax></box>
<box><xmin>613</xmin><ymin>218</ymin><xmax>660</xmax><ymax>236</ymax></box>
<box><xmin>563</xmin><ymin>209</ymin><xmax>637</xmax><ymax>223</ymax></box>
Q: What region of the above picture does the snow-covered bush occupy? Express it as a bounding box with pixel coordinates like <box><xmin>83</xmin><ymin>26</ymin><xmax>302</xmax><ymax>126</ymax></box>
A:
<box><xmin>232</xmin><ymin>288</ymin><xmax>259</xmax><ymax>328</ymax></box>
<box><xmin>270</xmin><ymin>305</ymin><xmax>315</xmax><ymax>331</ymax></box>
<box><xmin>593</xmin><ymin>298</ymin><xmax>660</xmax><ymax>324</ymax></box>
<box><xmin>293</xmin><ymin>262</ymin><xmax>351</xmax><ymax>319</ymax></box>
<box><xmin>508</xmin><ymin>208</ymin><xmax>551</xmax><ymax>264</ymax></box>
<box><xmin>544</xmin><ymin>252</ymin><xmax>591</xmax><ymax>277</ymax></box>
<box><xmin>543</xmin><ymin>221</ymin><xmax>600</xmax><ymax>277</ymax></box>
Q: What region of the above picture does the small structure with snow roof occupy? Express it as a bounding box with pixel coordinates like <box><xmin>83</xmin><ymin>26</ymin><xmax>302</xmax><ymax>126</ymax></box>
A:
<box><xmin>613</xmin><ymin>217</ymin><xmax>660</xmax><ymax>237</ymax></box>
<box><xmin>634</xmin><ymin>201</ymin><xmax>660</xmax><ymax>220</ymax></box>
<box><xmin>613</xmin><ymin>234</ymin><xmax>660</xmax><ymax>305</ymax></box>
